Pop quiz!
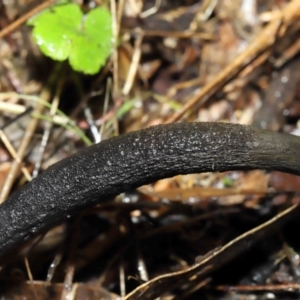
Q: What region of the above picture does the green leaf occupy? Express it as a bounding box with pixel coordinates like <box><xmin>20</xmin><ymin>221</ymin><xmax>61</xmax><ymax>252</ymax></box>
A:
<box><xmin>222</xmin><ymin>177</ymin><xmax>233</xmax><ymax>187</ymax></box>
<box><xmin>28</xmin><ymin>4</ymin><xmax>112</xmax><ymax>75</ymax></box>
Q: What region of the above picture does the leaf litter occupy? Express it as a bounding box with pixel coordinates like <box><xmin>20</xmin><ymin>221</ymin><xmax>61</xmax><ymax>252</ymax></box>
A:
<box><xmin>0</xmin><ymin>0</ymin><xmax>300</xmax><ymax>299</ymax></box>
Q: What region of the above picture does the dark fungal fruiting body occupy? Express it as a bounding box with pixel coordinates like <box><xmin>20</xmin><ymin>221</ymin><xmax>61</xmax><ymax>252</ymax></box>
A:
<box><xmin>0</xmin><ymin>122</ymin><xmax>300</xmax><ymax>257</ymax></box>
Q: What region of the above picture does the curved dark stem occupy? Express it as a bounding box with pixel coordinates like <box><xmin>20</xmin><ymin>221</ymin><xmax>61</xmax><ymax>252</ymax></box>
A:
<box><xmin>0</xmin><ymin>122</ymin><xmax>300</xmax><ymax>257</ymax></box>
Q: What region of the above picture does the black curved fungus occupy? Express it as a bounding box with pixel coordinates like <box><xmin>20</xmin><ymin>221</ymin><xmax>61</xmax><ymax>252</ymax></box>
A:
<box><xmin>0</xmin><ymin>122</ymin><xmax>300</xmax><ymax>257</ymax></box>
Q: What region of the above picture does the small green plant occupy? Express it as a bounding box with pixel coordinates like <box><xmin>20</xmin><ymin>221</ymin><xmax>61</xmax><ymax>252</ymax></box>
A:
<box><xmin>28</xmin><ymin>3</ymin><xmax>113</xmax><ymax>75</ymax></box>
<box><xmin>222</xmin><ymin>176</ymin><xmax>233</xmax><ymax>187</ymax></box>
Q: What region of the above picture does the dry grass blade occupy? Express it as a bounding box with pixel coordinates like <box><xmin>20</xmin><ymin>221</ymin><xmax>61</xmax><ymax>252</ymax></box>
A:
<box><xmin>0</xmin><ymin>0</ymin><xmax>56</xmax><ymax>39</ymax></box>
<box><xmin>124</xmin><ymin>204</ymin><xmax>300</xmax><ymax>299</ymax></box>
<box><xmin>165</xmin><ymin>0</ymin><xmax>300</xmax><ymax>123</ymax></box>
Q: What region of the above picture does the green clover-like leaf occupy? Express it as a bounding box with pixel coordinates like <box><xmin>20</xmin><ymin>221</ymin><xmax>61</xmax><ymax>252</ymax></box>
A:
<box><xmin>28</xmin><ymin>3</ymin><xmax>112</xmax><ymax>74</ymax></box>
